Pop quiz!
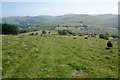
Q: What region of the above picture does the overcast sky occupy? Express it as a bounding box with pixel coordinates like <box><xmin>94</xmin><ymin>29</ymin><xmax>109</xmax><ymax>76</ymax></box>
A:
<box><xmin>0</xmin><ymin>0</ymin><xmax>119</xmax><ymax>18</ymax></box>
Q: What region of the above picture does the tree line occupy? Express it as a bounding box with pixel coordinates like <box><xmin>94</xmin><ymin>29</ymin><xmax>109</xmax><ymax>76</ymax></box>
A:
<box><xmin>1</xmin><ymin>23</ymin><xmax>119</xmax><ymax>40</ymax></box>
<box><xmin>58</xmin><ymin>30</ymin><xmax>119</xmax><ymax>40</ymax></box>
<box><xmin>60</xmin><ymin>24</ymin><xmax>89</xmax><ymax>28</ymax></box>
<box><xmin>1</xmin><ymin>23</ymin><xmax>34</xmax><ymax>35</ymax></box>
<box><xmin>2</xmin><ymin>23</ymin><xmax>20</xmax><ymax>35</ymax></box>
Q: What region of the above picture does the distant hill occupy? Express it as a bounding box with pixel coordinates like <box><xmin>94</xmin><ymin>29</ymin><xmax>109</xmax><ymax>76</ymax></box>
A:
<box><xmin>36</xmin><ymin>14</ymin><xmax>118</xmax><ymax>30</ymax></box>
<box><xmin>1</xmin><ymin>14</ymin><xmax>118</xmax><ymax>29</ymax></box>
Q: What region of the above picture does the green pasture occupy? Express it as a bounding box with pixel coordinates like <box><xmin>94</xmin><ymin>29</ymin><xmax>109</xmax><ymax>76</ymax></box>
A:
<box><xmin>2</xmin><ymin>35</ymin><xmax>118</xmax><ymax>78</ymax></box>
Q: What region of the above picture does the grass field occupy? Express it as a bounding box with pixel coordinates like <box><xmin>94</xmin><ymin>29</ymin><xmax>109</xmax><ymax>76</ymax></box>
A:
<box><xmin>0</xmin><ymin>35</ymin><xmax>2</xmax><ymax>79</ymax></box>
<box><xmin>2</xmin><ymin>35</ymin><xmax>118</xmax><ymax>78</ymax></box>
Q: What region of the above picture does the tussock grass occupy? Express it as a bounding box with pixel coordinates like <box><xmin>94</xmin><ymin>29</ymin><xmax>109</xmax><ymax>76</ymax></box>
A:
<box><xmin>2</xmin><ymin>35</ymin><xmax>118</xmax><ymax>78</ymax></box>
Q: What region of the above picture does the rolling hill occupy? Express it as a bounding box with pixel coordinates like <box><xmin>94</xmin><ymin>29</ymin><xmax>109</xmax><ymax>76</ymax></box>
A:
<box><xmin>1</xmin><ymin>14</ymin><xmax>118</xmax><ymax>30</ymax></box>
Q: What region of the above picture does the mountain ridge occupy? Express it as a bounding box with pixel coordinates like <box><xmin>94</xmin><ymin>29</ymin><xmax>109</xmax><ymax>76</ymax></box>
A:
<box><xmin>1</xmin><ymin>14</ymin><xmax>118</xmax><ymax>29</ymax></box>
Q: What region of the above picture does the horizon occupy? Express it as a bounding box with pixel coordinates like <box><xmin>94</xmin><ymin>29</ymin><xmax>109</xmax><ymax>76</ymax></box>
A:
<box><xmin>1</xmin><ymin>1</ymin><xmax>119</xmax><ymax>18</ymax></box>
<box><xmin>1</xmin><ymin>13</ymin><xmax>118</xmax><ymax>18</ymax></box>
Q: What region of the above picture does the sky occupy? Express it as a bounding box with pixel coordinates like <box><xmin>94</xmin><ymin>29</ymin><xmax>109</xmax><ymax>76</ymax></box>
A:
<box><xmin>0</xmin><ymin>0</ymin><xmax>119</xmax><ymax>18</ymax></box>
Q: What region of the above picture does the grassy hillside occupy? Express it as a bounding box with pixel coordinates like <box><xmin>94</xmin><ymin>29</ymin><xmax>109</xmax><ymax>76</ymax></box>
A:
<box><xmin>2</xmin><ymin>35</ymin><xmax>118</xmax><ymax>78</ymax></box>
<box><xmin>37</xmin><ymin>14</ymin><xmax>117</xmax><ymax>28</ymax></box>
<box><xmin>1</xmin><ymin>14</ymin><xmax>117</xmax><ymax>29</ymax></box>
<box><xmin>35</xmin><ymin>14</ymin><xmax>118</xmax><ymax>35</ymax></box>
<box><xmin>0</xmin><ymin>35</ymin><xmax>2</xmax><ymax>79</ymax></box>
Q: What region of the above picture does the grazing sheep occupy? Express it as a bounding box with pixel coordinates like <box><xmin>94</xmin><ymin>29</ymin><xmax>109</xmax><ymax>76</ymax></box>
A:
<box><xmin>107</xmin><ymin>41</ymin><xmax>113</xmax><ymax>48</ymax></box>
<box><xmin>84</xmin><ymin>37</ymin><xmax>88</xmax><ymax>39</ymax></box>
<box><xmin>0</xmin><ymin>67</ymin><xmax>2</xmax><ymax>70</ymax></box>
<box><xmin>88</xmin><ymin>48</ymin><xmax>94</xmax><ymax>51</ymax></box>
<box><xmin>105</xmin><ymin>56</ymin><xmax>110</xmax><ymax>59</ymax></box>
<box><xmin>73</xmin><ymin>37</ymin><xmax>77</xmax><ymax>39</ymax></box>
<box><xmin>110</xmin><ymin>51</ymin><xmax>113</xmax><ymax>53</ymax></box>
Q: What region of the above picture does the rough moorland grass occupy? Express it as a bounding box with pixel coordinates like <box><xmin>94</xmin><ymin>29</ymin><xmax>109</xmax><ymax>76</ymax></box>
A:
<box><xmin>0</xmin><ymin>35</ymin><xmax>2</xmax><ymax>79</ymax></box>
<box><xmin>2</xmin><ymin>35</ymin><xmax>118</xmax><ymax>78</ymax></box>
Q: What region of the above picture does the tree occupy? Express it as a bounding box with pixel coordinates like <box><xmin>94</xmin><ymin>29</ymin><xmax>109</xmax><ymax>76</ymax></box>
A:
<box><xmin>20</xmin><ymin>30</ymin><xmax>27</xmax><ymax>33</ymax></box>
<box><xmin>79</xmin><ymin>21</ymin><xmax>84</xmax><ymax>23</ymax></box>
<box><xmin>42</xmin><ymin>30</ymin><xmax>46</xmax><ymax>34</ymax></box>
<box><xmin>79</xmin><ymin>25</ymin><xmax>82</xmax><ymax>27</ymax></box>
<box><xmin>2</xmin><ymin>23</ymin><xmax>20</xmax><ymax>35</ymax></box>
<box><xmin>65</xmin><ymin>26</ymin><xmax>68</xmax><ymax>28</ymax></box>
<box><xmin>91</xmin><ymin>35</ymin><xmax>96</xmax><ymax>37</ymax></box>
<box><xmin>74</xmin><ymin>26</ymin><xmax>78</xmax><ymax>28</ymax></box>
<box><xmin>58</xmin><ymin>30</ymin><xmax>76</xmax><ymax>36</ymax></box>
<box><xmin>111</xmin><ymin>34</ymin><xmax>119</xmax><ymax>38</ymax></box>
<box><xmin>79</xmin><ymin>34</ymin><xmax>83</xmax><ymax>36</ymax></box>
<box><xmin>48</xmin><ymin>31</ymin><xmax>51</xmax><ymax>34</ymax></box>
<box><xmin>58</xmin><ymin>30</ymin><xmax>68</xmax><ymax>35</ymax></box>
<box><xmin>35</xmin><ymin>32</ymin><xmax>38</xmax><ymax>35</ymax></box>
<box><xmin>82</xmin><ymin>25</ymin><xmax>88</xmax><ymax>28</ymax></box>
<box><xmin>99</xmin><ymin>33</ymin><xmax>109</xmax><ymax>40</ymax></box>
<box><xmin>67</xmin><ymin>30</ymin><xmax>76</xmax><ymax>36</ymax></box>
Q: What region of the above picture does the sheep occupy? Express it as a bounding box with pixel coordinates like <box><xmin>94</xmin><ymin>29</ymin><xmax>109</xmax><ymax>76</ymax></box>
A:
<box><xmin>84</xmin><ymin>37</ymin><xmax>88</xmax><ymax>39</ymax></box>
<box><xmin>73</xmin><ymin>37</ymin><xmax>77</xmax><ymax>39</ymax></box>
<box><xmin>0</xmin><ymin>67</ymin><xmax>2</xmax><ymax>70</ymax></box>
<box><xmin>107</xmin><ymin>41</ymin><xmax>113</xmax><ymax>48</ymax></box>
<box><xmin>105</xmin><ymin>41</ymin><xmax>113</xmax><ymax>50</ymax></box>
